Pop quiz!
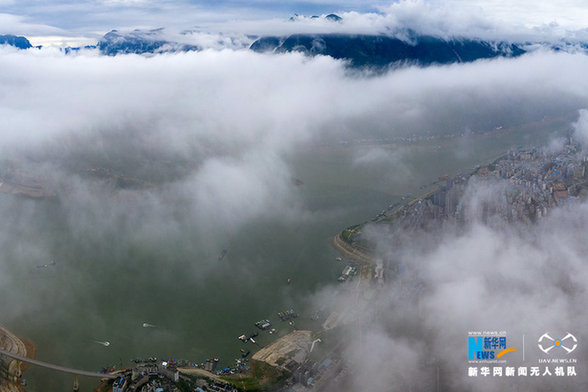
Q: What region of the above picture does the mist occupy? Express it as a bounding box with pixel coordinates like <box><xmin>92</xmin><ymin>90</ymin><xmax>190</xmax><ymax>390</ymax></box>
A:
<box><xmin>1</xmin><ymin>42</ymin><xmax>588</xmax><ymax>390</ymax></box>
<box><xmin>316</xmin><ymin>162</ymin><xmax>588</xmax><ymax>391</ymax></box>
<box><xmin>1</xmin><ymin>45</ymin><xmax>587</xmax><ymax>305</ymax></box>
<box><xmin>0</xmin><ymin>48</ymin><xmax>584</xmax><ymax>251</ymax></box>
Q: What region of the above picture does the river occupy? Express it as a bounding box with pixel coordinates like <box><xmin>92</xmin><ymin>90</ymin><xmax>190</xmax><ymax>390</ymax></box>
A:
<box><xmin>0</xmin><ymin>117</ymin><xmax>566</xmax><ymax>391</ymax></box>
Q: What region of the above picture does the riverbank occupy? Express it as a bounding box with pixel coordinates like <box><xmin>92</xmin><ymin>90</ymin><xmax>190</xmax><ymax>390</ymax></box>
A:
<box><xmin>0</xmin><ymin>323</ymin><xmax>35</xmax><ymax>392</ymax></box>
<box><xmin>331</xmin><ymin>233</ymin><xmax>374</xmax><ymax>266</ymax></box>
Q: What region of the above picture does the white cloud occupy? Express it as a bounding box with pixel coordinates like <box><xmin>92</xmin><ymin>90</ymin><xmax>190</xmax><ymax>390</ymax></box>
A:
<box><xmin>0</xmin><ymin>13</ymin><xmax>64</xmax><ymax>35</ymax></box>
<box><xmin>572</xmin><ymin>109</ymin><xmax>588</xmax><ymax>148</ymax></box>
<box><xmin>329</xmin><ymin>183</ymin><xmax>588</xmax><ymax>390</ymax></box>
<box><xmin>1</xmin><ymin>18</ymin><xmax>588</xmax><ymax>389</ymax></box>
<box><xmin>101</xmin><ymin>0</ymin><xmax>150</xmax><ymax>4</ymax></box>
<box><xmin>26</xmin><ymin>35</ymin><xmax>96</xmax><ymax>47</ymax></box>
<box><xmin>0</xmin><ymin>47</ymin><xmax>587</xmax><ymax>258</ymax></box>
<box><xmin>3</xmin><ymin>0</ymin><xmax>588</xmax><ymax>43</ymax></box>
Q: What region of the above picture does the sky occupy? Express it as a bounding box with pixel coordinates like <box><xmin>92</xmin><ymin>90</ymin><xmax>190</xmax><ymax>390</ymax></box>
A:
<box><xmin>1</xmin><ymin>1</ymin><xmax>588</xmax><ymax>391</ymax></box>
<box><xmin>3</xmin><ymin>0</ymin><xmax>588</xmax><ymax>46</ymax></box>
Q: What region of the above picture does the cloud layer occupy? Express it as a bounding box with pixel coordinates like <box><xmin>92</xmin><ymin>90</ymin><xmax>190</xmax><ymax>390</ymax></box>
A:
<box><xmin>324</xmin><ymin>180</ymin><xmax>588</xmax><ymax>391</ymax></box>
<box><xmin>4</xmin><ymin>1</ymin><xmax>588</xmax><ymax>47</ymax></box>
<box><xmin>1</xmin><ymin>42</ymin><xmax>588</xmax><ymax>390</ymax></box>
<box><xmin>1</xmin><ymin>48</ymin><xmax>588</xmax><ymax>241</ymax></box>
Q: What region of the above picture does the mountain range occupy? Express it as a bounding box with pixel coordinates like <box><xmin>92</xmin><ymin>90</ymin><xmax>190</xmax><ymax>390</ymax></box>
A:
<box><xmin>249</xmin><ymin>34</ymin><xmax>525</xmax><ymax>67</ymax></box>
<box><xmin>2</xmin><ymin>13</ymin><xmax>587</xmax><ymax>69</ymax></box>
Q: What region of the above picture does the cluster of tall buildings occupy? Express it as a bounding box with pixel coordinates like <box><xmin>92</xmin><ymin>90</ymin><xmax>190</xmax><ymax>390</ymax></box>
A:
<box><xmin>345</xmin><ymin>135</ymin><xmax>588</xmax><ymax>250</ymax></box>
<box><xmin>394</xmin><ymin>137</ymin><xmax>586</xmax><ymax>230</ymax></box>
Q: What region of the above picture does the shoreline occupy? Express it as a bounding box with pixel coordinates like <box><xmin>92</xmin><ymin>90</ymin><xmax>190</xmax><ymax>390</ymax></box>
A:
<box><xmin>19</xmin><ymin>338</ymin><xmax>36</xmax><ymax>373</ymax></box>
<box><xmin>177</xmin><ymin>367</ymin><xmax>226</xmax><ymax>383</ymax></box>
<box><xmin>0</xmin><ymin>323</ymin><xmax>36</xmax><ymax>392</ymax></box>
<box><xmin>331</xmin><ymin>233</ymin><xmax>375</xmax><ymax>267</ymax></box>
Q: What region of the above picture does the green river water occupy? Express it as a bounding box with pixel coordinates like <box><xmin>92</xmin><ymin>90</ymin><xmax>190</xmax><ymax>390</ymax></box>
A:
<box><xmin>0</xmin><ymin>117</ymin><xmax>567</xmax><ymax>391</ymax></box>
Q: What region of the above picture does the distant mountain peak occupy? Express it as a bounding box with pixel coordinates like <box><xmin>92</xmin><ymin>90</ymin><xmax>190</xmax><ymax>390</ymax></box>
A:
<box><xmin>325</xmin><ymin>14</ymin><xmax>342</xmax><ymax>22</ymax></box>
<box><xmin>289</xmin><ymin>13</ymin><xmax>343</xmax><ymax>23</ymax></box>
<box><xmin>0</xmin><ymin>34</ymin><xmax>32</xmax><ymax>49</ymax></box>
<box><xmin>98</xmin><ymin>28</ymin><xmax>198</xmax><ymax>55</ymax></box>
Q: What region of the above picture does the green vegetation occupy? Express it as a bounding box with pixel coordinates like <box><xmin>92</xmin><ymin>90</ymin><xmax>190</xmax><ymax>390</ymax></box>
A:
<box><xmin>221</xmin><ymin>360</ymin><xmax>289</xmax><ymax>392</ymax></box>
<box><xmin>180</xmin><ymin>372</ymin><xmax>242</xmax><ymax>392</ymax></box>
<box><xmin>176</xmin><ymin>377</ymin><xmax>198</xmax><ymax>392</ymax></box>
<box><xmin>275</xmin><ymin>357</ymin><xmax>286</xmax><ymax>366</ymax></box>
<box><xmin>221</xmin><ymin>375</ymin><xmax>260</xmax><ymax>391</ymax></box>
<box><xmin>341</xmin><ymin>224</ymin><xmax>362</xmax><ymax>242</ymax></box>
<box><xmin>92</xmin><ymin>379</ymin><xmax>113</xmax><ymax>392</ymax></box>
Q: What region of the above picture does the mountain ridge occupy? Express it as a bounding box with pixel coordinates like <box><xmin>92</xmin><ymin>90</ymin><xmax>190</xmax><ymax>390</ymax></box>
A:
<box><xmin>2</xmin><ymin>26</ymin><xmax>586</xmax><ymax>71</ymax></box>
<box><xmin>249</xmin><ymin>33</ymin><xmax>526</xmax><ymax>67</ymax></box>
<box><xmin>0</xmin><ymin>35</ymin><xmax>32</xmax><ymax>49</ymax></box>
